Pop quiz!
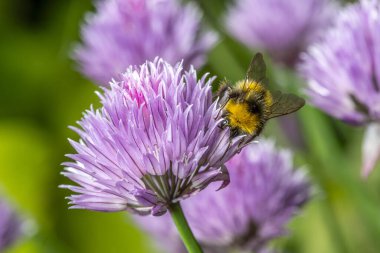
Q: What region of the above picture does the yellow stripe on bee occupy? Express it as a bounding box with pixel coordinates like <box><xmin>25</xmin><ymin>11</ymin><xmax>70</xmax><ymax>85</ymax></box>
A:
<box><xmin>225</xmin><ymin>100</ymin><xmax>260</xmax><ymax>135</ymax></box>
<box><xmin>236</xmin><ymin>80</ymin><xmax>265</xmax><ymax>93</ymax></box>
<box><xmin>224</xmin><ymin>80</ymin><xmax>274</xmax><ymax>135</ymax></box>
<box><xmin>236</xmin><ymin>80</ymin><xmax>273</xmax><ymax>107</ymax></box>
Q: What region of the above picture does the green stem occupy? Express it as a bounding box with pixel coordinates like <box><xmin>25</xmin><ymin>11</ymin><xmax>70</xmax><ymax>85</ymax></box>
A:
<box><xmin>169</xmin><ymin>202</ymin><xmax>204</xmax><ymax>253</ymax></box>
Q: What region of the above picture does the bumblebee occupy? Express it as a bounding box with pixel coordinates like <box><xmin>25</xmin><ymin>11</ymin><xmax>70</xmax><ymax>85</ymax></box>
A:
<box><xmin>217</xmin><ymin>53</ymin><xmax>305</xmax><ymax>138</ymax></box>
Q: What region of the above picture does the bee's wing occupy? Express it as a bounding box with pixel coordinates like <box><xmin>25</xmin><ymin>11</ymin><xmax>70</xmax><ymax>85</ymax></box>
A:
<box><xmin>246</xmin><ymin>53</ymin><xmax>268</xmax><ymax>85</ymax></box>
<box><xmin>268</xmin><ymin>91</ymin><xmax>305</xmax><ymax>119</ymax></box>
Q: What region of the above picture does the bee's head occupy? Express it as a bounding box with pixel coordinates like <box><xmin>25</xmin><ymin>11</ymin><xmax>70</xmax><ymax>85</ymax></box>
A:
<box><xmin>228</xmin><ymin>89</ymin><xmax>243</xmax><ymax>102</ymax></box>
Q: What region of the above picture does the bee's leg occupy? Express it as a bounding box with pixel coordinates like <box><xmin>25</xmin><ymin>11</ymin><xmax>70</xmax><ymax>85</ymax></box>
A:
<box><xmin>214</xmin><ymin>80</ymin><xmax>232</xmax><ymax>120</ymax></box>
<box><xmin>240</xmin><ymin>128</ymin><xmax>262</xmax><ymax>148</ymax></box>
<box><xmin>216</xmin><ymin>83</ymin><xmax>229</xmax><ymax>98</ymax></box>
<box><xmin>229</xmin><ymin>127</ymin><xmax>240</xmax><ymax>139</ymax></box>
<box><xmin>218</xmin><ymin>117</ymin><xmax>229</xmax><ymax>130</ymax></box>
<box><xmin>215</xmin><ymin>92</ymin><xmax>230</xmax><ymax>118</ymax></box>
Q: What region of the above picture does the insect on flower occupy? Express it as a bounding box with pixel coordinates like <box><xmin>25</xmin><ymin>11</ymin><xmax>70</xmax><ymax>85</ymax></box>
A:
<box><xmin>217</xmin><ymin>53</ymin><xmax>305</xmax><ymax>138</ymax></box>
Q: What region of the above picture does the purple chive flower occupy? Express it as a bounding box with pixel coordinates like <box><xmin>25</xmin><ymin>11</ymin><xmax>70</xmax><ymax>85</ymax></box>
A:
<box><xmin>300</xmin><ymin>0</ymin><xmax>380</xmax><ymax>176</ymax></box>
<box><xmin>135</xmin><ymin>139</ymin><xmax>311</xmax><ymax>253</ymax></box>
<box><xmin>74</xmin><ymin>0</ymin><xmax>217</xmax><ymax>85</ymax></box>
<box><xmin>225</xmin><ymin>0</ymin><xmax>336</xmax><ymax>65</ymax></box>
<box><xmin>0</xmin><ymin>198</ymin><xmax>22</xmax><ymax>251</ymax></box>
<box><xmin>61</xmin><ymin>58</ymin><xmax>243</xmax><ymax>216</ymax></box>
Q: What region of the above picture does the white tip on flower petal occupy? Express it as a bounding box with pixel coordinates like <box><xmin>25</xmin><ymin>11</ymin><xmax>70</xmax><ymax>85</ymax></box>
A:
<box><xmin>362</xmin><ymin>123</ymin><xmax>380</xmax><ymax>178</ymax></box>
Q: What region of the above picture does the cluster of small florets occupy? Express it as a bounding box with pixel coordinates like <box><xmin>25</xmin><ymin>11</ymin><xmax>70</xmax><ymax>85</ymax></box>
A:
<box><xmin>62</xmin><ymin>58</ymin><xmax>244</xmax><ymax>216</ymax></box>
<box><xmin>59</xmin><ymin>0</ymin><xmax>380</xmax><ymax>252</ymax></box>
<box><xmin>300</xmin><ymin>0</ymin><xmax>380</xmax><ymax>176</ymax></box>
<box><xmin>74</xmin><ymin>0</ymin><xmax>217</xmax><ymax>85</ymax></box>
<box><xmin>2</xmin><ymin>0</ymin><xmax>380</xmax><ymax>253</ymax></box>
<box><xmin>135</xmin><ymin>139</ymin><xmax>311</xmax><ymax>253</ymax></box>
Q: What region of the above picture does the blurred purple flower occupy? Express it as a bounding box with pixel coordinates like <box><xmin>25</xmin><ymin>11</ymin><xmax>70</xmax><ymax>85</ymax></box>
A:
<box><xmin>61</xmin><ymin>58</ymin><xmax>243</xmax><ymax>216</ymax></box>
<box><xmin>74</xmin><ymin>0</ymin><xmax>217</xmax><ymax>85</ymax></box>
<box><xmin>136</xmin><ymin>139</ymin><xmax>311</xmax><ymax>252</ymax></box>
<box><xmin>225</xmin><ymin>0</ymin><xmax>336</xmax><ymax>65</ymax></box>
<box><xmin>300</xmin><ymin>0</ymin><xmax>380</xmax><ymax>176</ymax></box>
<box><xmin>0</xmin><ymin>198</ymin><xmax>22</xmax><ymax>251</ymax></box>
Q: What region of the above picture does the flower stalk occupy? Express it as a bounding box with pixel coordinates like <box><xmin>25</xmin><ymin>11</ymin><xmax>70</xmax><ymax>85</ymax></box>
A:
<box><xmin>169</xmin><ymin>203</ymin><xmax>203</xmax><ymax>253</ymax></box>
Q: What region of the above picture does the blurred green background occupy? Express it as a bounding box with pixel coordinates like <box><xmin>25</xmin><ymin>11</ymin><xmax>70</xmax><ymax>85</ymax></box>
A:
<box><xmin>0</xmin><ymin>0</ymin><xmax>379</xmax><ymax>252</ymax></box>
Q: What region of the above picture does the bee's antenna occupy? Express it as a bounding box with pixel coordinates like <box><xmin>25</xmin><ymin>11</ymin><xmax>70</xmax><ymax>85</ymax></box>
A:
<box><xmin>239</xmin><ymin>134</ymin><xmax>258</xmax><ymax>149</ymax></box>
<box><xmin>214</xmin><ymin>80</ymin><xmax>232</xmax><ymax>119</ymax></box>
<box><xmin>215</xmin><ymin>103</ymin><xmax>224</xmax><ymax>119</ymax></box>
